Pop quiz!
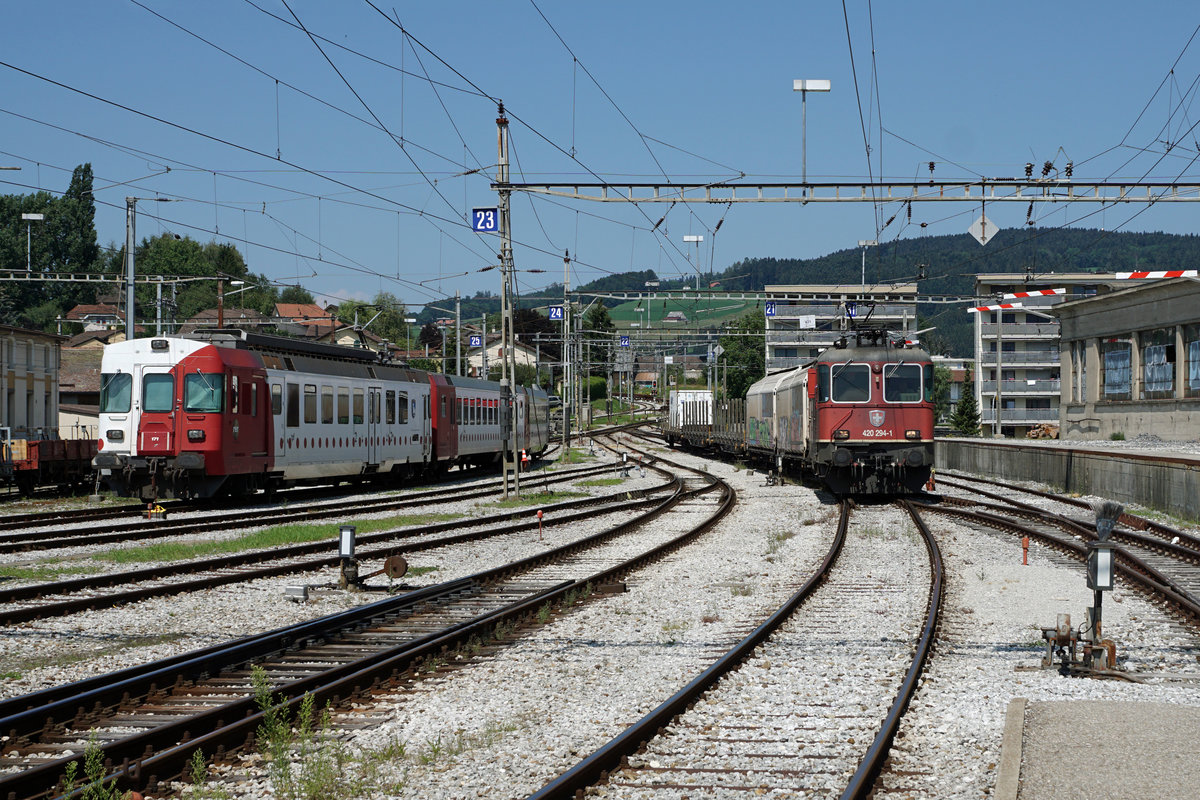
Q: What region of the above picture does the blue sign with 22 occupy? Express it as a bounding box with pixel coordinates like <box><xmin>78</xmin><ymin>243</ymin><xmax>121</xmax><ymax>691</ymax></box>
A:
<box><xmin>620</xmin><ymin>336</ymin><xmax>630</xmax><ymax>347</ymax></box>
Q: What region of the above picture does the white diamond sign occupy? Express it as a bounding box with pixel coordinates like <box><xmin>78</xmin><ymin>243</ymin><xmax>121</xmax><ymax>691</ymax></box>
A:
<box><xmin>968</xmin><ymin>214</ymin><xmax>998</xmax><ymax>246</ymax></box>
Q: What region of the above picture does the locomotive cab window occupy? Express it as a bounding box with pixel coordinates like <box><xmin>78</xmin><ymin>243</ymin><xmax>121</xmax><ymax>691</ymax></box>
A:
<box><xmin>831</xmin><ymin>363</ymin><xmax>870</xmax><ymax>402</ymax></box>
<box><xmin>923</xmin><ymin>364</ymin><xmax>934</xmax><ymax>403</ymax></box>
<box><xmin>883</xmin><ymin>364</ymin><xmax>922</xmax><ymax>402</ymax></box>
<box><xmin>100</xmin><ymin>373</ymin><xmax>132</xmax><ymax>413</ymax></box>
<box><xmin>185</xmin><ymin>373</ymin><xmax>224</xmax><ymax>413</ymax></box>
<box><xmin>143</xmin><ymin>373</ymin><xmax>174</xmax><ymax>413</ymax></box>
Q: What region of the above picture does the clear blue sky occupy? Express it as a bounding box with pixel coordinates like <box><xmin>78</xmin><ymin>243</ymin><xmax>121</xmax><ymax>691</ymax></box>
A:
<box><xmin>3</xmin><ymin>1</ymin><xmax>1199</xmax><ymax>310</ymax></box>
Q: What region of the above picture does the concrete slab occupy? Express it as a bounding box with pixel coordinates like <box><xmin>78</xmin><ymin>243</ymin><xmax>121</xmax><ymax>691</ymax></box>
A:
<box><xmin>1017</xmin><ymin>700</ymin><xmax>1200</xmax><ymax>799</ymax></box>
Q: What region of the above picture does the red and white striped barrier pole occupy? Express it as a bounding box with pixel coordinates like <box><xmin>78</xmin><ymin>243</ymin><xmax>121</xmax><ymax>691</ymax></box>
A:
<box><xmin>1114</xmin><ymin>270</ymin><xmax>1198</xmax><ymax>279</ymax></box>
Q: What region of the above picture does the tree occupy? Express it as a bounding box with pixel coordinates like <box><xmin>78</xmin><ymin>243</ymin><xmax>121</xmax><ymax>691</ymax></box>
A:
<box><xmin>951</xmin><ymin>382</ymin><xmax>981</xmax><ymax>436</ymax></box>
<box><xmin>718</xmin><ymin>311</ymin><xmax>766</xmax><ymax>398</ymax></box>
<box><xmin>279</xmin><ymin>285</ymin><xmax>315</xmax><ymax>305</ymax></box>
<box><xmin>932</xmin><ymin>365</ymin><xmax>952</xmax><ymax>422</ymax></box>
<box><xmin>418</xmin><ymin>322</ymin><xmax>443</xmax><ymax>349</ymax></box>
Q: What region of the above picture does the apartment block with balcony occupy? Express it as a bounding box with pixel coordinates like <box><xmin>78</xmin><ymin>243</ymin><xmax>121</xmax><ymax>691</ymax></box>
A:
<box><xmin>763</xmin><ymin>283</ymin><xmax>918</xmax><ymax>372</ymax></box>
<box><xmin>972</xmin><ymin>272</ymin><xmax>1164</xmax><ymax>438</ymax></box>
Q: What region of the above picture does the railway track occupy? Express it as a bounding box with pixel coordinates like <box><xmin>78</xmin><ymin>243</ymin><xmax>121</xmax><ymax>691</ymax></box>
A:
<box><xmin>0</xmin><ymin>464</ymin><xmax>679</xmax><ymax>624</ymax></box>
<box><xmin>0</xmin><ymin>461</ymin><xmax>614</xmax><ymax>555</ymax></box>
<box><xmin>0</xmin><ymin>450</ymin><xmax>567</xmax><ymax>538</ymax></box>
<box><xmin>0</xmin><ymin>448</ymin><xmax>733</xmax><ymax>800</ymax></box>
<box><xmin>527</xmin><ymin>497</ymin><xmax>944</xmax><ymax>799</ymax></box>
<box><xmin>920</xmin><ymin>479</ymin><xmax>1200</xmax><ymax>627</ymax></box>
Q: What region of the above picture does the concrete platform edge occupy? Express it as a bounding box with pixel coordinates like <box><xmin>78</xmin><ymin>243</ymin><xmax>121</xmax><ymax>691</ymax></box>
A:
<box><xmin>995</xmin><ymin>696</ymin><xmax>1027</xmax><ymax>800</ymax></box>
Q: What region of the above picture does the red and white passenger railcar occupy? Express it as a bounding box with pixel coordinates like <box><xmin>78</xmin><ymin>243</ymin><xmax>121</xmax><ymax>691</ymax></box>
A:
<box><xmin>94</xmin><ymin>330</ymin><xmax>549</xmax><ymax>500</ymax></box>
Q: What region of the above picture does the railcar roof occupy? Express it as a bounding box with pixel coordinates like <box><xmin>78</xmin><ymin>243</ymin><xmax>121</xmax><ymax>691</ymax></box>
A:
<box><xmin>816</xmin><ymin>344</ymin><xmax>932</xmax><ymax>363</ymax></box>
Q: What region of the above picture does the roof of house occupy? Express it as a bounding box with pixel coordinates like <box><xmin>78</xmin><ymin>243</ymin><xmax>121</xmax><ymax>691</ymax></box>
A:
<box><xmin>178</xmin><ymin>308</ymin><xmax>269</xmax><ymax>334</ymax></box>
<box><xmin>275</xmin><ymin>303</ymin><xmax>331</xmax><ymax>321</ymax></box>
<box><xmin>65</xmin><ymin>304</ymin><xmax>121</xmax><ymax>321</ymax></box>
<box><xmin>59</xmin><ymin>348</ymin><xmax>103</xmax><ymax>394</ymax></box>
<box><xmin>65</xmin><ymin>329</ymin><xmax>124</xmax><ymax>348</ymax></box>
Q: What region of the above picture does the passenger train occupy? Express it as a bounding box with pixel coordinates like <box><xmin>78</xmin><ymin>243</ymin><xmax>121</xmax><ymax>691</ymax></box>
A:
<box><xmin>93</xmin><ymin>330</ymin><xmax>551</xmax><ymax>500</ymax></box>
<box><xmin>663</xmin><ymin>328</ymin><xmax>935</xmax><ymax>494</ymax></box>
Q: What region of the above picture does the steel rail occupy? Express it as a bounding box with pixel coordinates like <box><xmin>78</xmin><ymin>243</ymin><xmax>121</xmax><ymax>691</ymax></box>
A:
<box><xmin>939</xmin><ymin>470</ymin><xmax>1200</xmax><ymax>550</ymax></box>
<box><xmin>526</xmin><ymin>500</ymin><xmax>848</xmax><ymax>800</ymax></box>
<box><xmin>918</xmin><ymin>501</ymin><xmax>1200</xmax><ymax>623</ymax></box>
<box><xmin>0</xmin><ymin>462</ymin><xmax>616</xmax><ymax>553</ymax></box>
<box><xmin>840</xmin><ymin>500</ymin><xmax>945</xmax><ymax>799</ymax></box>
<box><xmin>0</xmin><ymin>469</ymin><xmax>679</xmax><ymax>624</ymax></box>
<box><xmin>0</xmin><ymin>457</ymin><xmax>728</xmax><ymax>799</ymax></box>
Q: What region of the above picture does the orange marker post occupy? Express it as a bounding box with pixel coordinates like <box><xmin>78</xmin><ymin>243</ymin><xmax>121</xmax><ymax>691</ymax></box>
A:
<box><xmin>537</xmin><ymin>509</ymin><xmax>544</xmax><ymax>541</ymax></box>
<box><xmin>1022</xmin><ymin>535</ymin><xmax>1030</xmax><ymax>565</ymax></box>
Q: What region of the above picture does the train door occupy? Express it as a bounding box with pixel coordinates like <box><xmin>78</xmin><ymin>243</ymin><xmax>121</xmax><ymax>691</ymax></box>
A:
<box><xmin>367</xmin><ymin>387</ymin><xmax>382</xmax><ymax>465</ymax></box>
<box><xmin>422</xmin><ymin>392</ymin><xmax>432</xmax><ymax>460</ymax></box>
<box><xmin>136</xmin><ymin>365</ymin><xmax>177</xmax><ymax>456</ymax></box>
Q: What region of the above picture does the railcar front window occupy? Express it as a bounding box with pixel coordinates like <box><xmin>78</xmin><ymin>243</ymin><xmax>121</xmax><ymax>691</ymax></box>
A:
<box><xmin>831</xmin><ymin>364</ymin><xmax>869</xmax><ymax>402</ymax></box>
<box><xmin>884</xmin><ymin>364</ymin><xmax>922</xmax><ymax>402</ymax></box>
<box><xmin>143</xmin><ymin>373</ymin><xmax>174</xmax><ymax>413</ymax></box>
<box><xmin>184</xmin><ymin>373</ymin><xmax>224</xmax><ymax>413</ymax></box>
<box><xmin>100</xmin><ymin>373</ymin><xmax>132</xmax><ymax>413</ymax></box>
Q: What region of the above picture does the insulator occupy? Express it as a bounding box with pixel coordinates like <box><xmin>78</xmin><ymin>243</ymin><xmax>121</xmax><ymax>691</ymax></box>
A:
<box><xmin>928</xmin><ymin>161</ymin><xmax>935</xmax><ymax>173</ymax></box>
<box><xmin>1042</xmin><ymin>160</ymin><xmax>1053</xmax><ymax>177</ymax></box>
<box><xmin>1065</xmin><ymin>161</ymin><xmax>1073</xmax><ymax>178</ymax></box>
<box><xmin>1025</xmin><ymin>162</ymin><xmax>1034</xmax><ymax>178</ymax></box>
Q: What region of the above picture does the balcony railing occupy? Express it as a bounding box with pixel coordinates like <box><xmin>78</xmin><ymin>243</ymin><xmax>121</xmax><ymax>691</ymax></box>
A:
<box><xmin>980</xmin><ymin>322</ymin><xmax>1060</xmax><ymax>338</ymax></box>
<box><xmin>980</xmin><ymin>408</ymin><xmax>1059</xmax><ymax>423</ymax></box>
<box><xmin>766</xmin><ymin>330</ymin><xmax>841</xmax><ymax>344</ymax></box>
<box><xmin>771</xmin><ymin>303</ymin><xmax>915</xmax><ymax>319</ymax></box>
<box><xmin>979</xmin><ymin>379</ymin><xmax>1061</xmax><ymax>395</ymax></box>
<box><xmin>978</xmin><ymin>350</ymin><xmax>1060</xmax><ymax>366</ymax></box>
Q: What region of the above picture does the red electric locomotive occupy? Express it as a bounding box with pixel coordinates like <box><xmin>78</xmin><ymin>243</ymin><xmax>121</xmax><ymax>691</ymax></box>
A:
<box><xmin>665</xmin><ymin>327</ymin><xmax>935</xmax><ymax>495</ymax></box>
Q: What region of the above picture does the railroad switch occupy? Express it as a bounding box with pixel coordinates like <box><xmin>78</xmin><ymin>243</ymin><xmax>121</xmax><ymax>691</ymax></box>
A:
<box><xmin>1040</xmin><ymin>612</ymin><xmax>1120</xmax><ymax>675</ymax></box>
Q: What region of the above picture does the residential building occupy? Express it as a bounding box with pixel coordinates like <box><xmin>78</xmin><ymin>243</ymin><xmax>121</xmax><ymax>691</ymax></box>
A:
<box><xmin>1054</xmin><ymin>277</ymin><xmax>1200</xmax><ymax>441</ymax></box>
<box><xmin>972</xmin><ymin>272</ymin><xmax>1181</xmax><ymax>438</ymax></box>
<box><xmin>1</xmin><ymin>325</ymin><xmax>64</xmax><ymax>439</ymax></box>
<box><xmin>763</xmin><ymin>283</ymin><xmax>918</xmax><ymax>371</ymax></box>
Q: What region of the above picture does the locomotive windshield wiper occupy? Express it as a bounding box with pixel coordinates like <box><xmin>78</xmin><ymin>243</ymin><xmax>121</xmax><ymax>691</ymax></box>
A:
<box><xmin>831</xmin><ymin>360</ymin><xmax>854</xmax><ymax>378</ymax></box>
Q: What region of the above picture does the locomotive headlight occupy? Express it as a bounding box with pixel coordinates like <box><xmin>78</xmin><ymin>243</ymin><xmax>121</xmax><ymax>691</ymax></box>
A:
<box><xmin>187</xmin><ymin>429</ymin><xmax>206</xmax><ymax>442</ymax></box>
<box><xmin>833</xmin><ymin>429</ymin><xmax>850</xmax><ymax>440</ymax></box>
<box><xmin>106</xmin><ymin>430</ymin><xmax>124</xmax><ymax>442</ymax></box>
<box><xmin>905</xmin><ymin>429</ymin><xmax>921</xmax><ymax>440</ymax></box>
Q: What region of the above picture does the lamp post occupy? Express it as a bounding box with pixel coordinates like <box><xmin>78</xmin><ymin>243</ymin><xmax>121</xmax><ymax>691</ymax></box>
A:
<box><xmin>683</xmin><ymin>234</ymin><xmax>704</xmax><ymax>290</ymax></box>
<box><xmin>217</xmin><ymin>279</ymin><xmax>246</xmax><ymax>329</ymax></box>
<box><xmin>858</xmin><ymin>239</ymin><xmax>877</xmax><ymax>287</ymax></box>
<box><xmin>793</xmin><ymin>79</ymin><xmax>831</xmax><ymax>186</ymax></box>
<box><xmin>21</xmin><ymin>213</ymin><xmax>44</xmax><ymax>272</ymax></box>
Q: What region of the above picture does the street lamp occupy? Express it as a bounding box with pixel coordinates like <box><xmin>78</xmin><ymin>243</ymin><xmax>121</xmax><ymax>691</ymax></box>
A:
<box><xmin>21</xmin><ymin>213</ymin><xmax>44</xmax><ymax>272</ymax></box>
<box><xmin>217</xmin><ymin>279</ymin><xmax>245</xmax><ymax>329</ymax></box>
<box><xmin>793</xmin><ymin>78</ymin><xmax>831</xmax><ymax>186</ymax></box>
<box><xmin>683</xmin><ymin>234</ymin><xmax>704</xmax><ymax>290</ymax></box>
<box><xmin>858</xmin><ymin>239</ymin><xmax>877</xmax><ymax>287</ymax></box>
